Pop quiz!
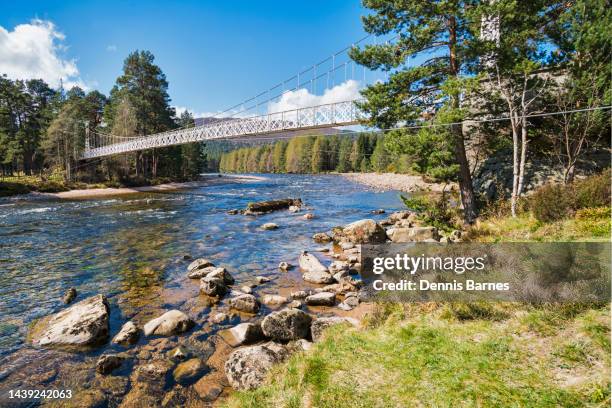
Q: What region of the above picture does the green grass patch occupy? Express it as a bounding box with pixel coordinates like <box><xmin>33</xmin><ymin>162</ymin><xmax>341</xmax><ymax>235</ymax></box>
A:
<box><xmin>224</xmin><ymin>304</ymin><xmax>609</xmax><ymax>407</ymax></box>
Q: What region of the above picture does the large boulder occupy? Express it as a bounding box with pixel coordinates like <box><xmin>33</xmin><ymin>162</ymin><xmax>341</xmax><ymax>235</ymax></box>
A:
<box><xmin>228</xmin><ymin>294</ymin><xmax>260</xmax><ymax>314</ymax></box>
<box><xmin>200</xmin><ymin>276</ymin><xmax>228</xmax><ymax>297</ymax></box>
<box><xmin>342</xmin><ymin>219</ymin><xmax>387</xmax><ymax>244</ymax></box>
<box><xmin>143</xmin><ymin>310</ymin><xmax>194</xmax><ymax>336</ymax></box>
<box><xmin>30</xmin><ymin>294</ymin><xmax>110</xmax><ymax>348</ymax></box>
<box><xmin>305</xmin><ymin>292</ymin><xmax>336</xmax><ymax>306</ymax></box>
<box><xmin>245</xmin><ymin>198</ymin><xmax>303</xmax><ymax>215</ymax></box>
<box><xmin>299</xmin><ymin>252</ymin><xmax>328</xmax><ymax>273</ymax></box>
<box><xmin>390</xmin><ymin>226</ymin><xmax>440</xmax><ymax>242</ymax></box>
<box><xmin>261</xmin><ymin>308</ymin><xmax>313</xmax><ymax>341</ymax></box>
<box><xmin>225</xmin><ymin>342</ymin><xmax>289</xmax><ymax>390</ymax></box>
<box><xmin>112</xmin><ymin>321</ymin><xmax>140</xmax><ymax>345</ymax></box>
<box><xmin>302</xmin><ymin>270</ymin><xmax>335</xmax><ymax>284</ymax></box>
<box><xmin>311</xmin><ymin>317</ymin><xmax>358</xmax><ymax>342</ymax></box>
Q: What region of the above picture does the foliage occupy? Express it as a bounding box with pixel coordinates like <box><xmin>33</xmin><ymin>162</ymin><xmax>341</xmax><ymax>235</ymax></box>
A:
<box><xmin>401</xmin><ymin>192</ymin><xmax>460</xmax><ymax>232</ymax></box>
<box><xmin>530</xmin><ymin>170</ymin><xmax>611</xmax><ymax>222</ymax></box>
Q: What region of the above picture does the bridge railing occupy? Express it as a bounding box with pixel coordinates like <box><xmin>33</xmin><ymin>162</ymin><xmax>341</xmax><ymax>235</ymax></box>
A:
<box><xmin>82</xmin><ymin>99</ymin><xmax>363</xmax><ymax>159</ymax></box>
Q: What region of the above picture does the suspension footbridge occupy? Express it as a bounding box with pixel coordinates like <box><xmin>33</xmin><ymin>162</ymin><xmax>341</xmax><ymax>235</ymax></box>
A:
<box><xmin>81</xmin><ymin>35</ymin><xmax>390</xmax><ymax>160</ymax></box>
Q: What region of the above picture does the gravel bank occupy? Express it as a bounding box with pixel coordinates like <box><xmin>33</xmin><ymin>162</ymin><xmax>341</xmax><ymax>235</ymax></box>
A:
<box><xmin>341</xmin><ymin>173</ymin><xmax>454</xmax><ymax>193</ymax></box>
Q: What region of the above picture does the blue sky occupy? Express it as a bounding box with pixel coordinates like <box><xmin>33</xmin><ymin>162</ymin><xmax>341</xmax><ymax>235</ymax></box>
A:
<box><xmin>0</xmin><ymin>0</ymin><xmax>373</xmax><ymax>116</ymax></box>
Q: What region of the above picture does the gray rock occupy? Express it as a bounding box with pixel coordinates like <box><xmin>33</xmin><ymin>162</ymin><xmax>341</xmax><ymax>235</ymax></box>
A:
<box><xmin>342</xmin><ymin>219</ymin><xmax>387</xmax><ymax>244</ymax></box>
<box><xmin>143</xmin><ymin>310</ymin><xmax>194</xmax><ymax>336</ymax></box>
<box><xmin>96</xmin><ymin>354</ymin><xmax>124</xmax><ymax>375</ymax></box>
<box><xmin>205</xmin><ymin>267</ymin><xmax>234</xmax><ymax>285</ymax></box>
<box><xmin>290</xmin><ymin>290</ymin><xmax>312</xmax><ymax>299</ymax></box>
<box><xmin>261</xmin><ymin>222</ymin><xmax>279</xmax><ymax>230</ymax></box>
<box><xmin>112</xmin><ymin>321</ymin><xmax>140</xmax><ymax>345</ymax></box>
<box><xmin>311</xmin><ymin>317</ymin><xmax>358</xmax><ymax>342</ymax></box>
<box><xmin>303</xmin><ymin>213</ymin><xmax>315</xmax><ymax>220</ymax></box>
<box><xmin>305</xmin><ymin>292</ymin><xmax>336</xmax><ymax>306</ymax></box>
<box><xmin>209</xmin><ymin>312</ymin><xmax>228</xmax><ymax>324</ymax></box>
<box><xmin>288</xmin><ymin>300</ymin><xmax>303</xmax><ymax>309</ymax></box>
<box><xmin>228</xmin><ymin>294</ymin><xmax>260</xmax><ymax>314</ymax></box>
<box><xmin>390</xmin><ymin>226</ymin><xmax>440</xmax><ymax>242</ymax></box>
<box><xmin>200</xmin><ymin>276</ymin><xmax>228</xmax><ymax>297</ymax></box>
<box><xmin>333</xmin><ymin>270</ymin><xmax>349</xmax><ymax>282</ymax></box>
<box><xmin>240</xmin><ymin>285</ymin><xmax>253</xmax><ymax>294</ymax></box>
<box><xmin>223</xmin><ymin>322</ymin><xmax>264</xmax><ymax>346</ymax></box>
<box><xmin>339</xmin><ymin>242</ymin><xmax>355</xmax><ymax>250</ymax></box>
<box><xmin>30</xmin><ymin>294</ymin><xmax>110</xmax><ymax>348</ymax></box>
<box><xmin>63</xmin><ymin>287</ymin><xmax>77</xmax><ymax>304</ymax></box>
<box><xmin>288</xmin><ymin>205</ymin><xmax>301</xmax><ymax>213</ymax></box>
<box><xmin>262</xmin><ymin>294</ymin><xmax>289</xmax><ymax>305</ymax></box>
<box><xmin>302</xmin><ymin>270</ymin><xmax>335</xmax><ymax>284</ymax></box>
<box><xmin>187</xmin><ymin>265</ymin><xmax>217</xmax><ymax>279</ymax></box>
<box><xmin>187</xmin><ymin>258</ymin><xmax>214</xmax><ymax>273</ymax></box>
<box><xmin>299</xmin><ymin>252</ymin><xmax>328</xmax><ymax>274</ymax></box>
<box><xmin>244</xmin><ymin>198</ymin><xmax>302</xmax><ymax>215</ymax></box>
<box><xmin>255</xmin><ymin>276</ymin><xmax>271</xmax><ymax>284</ymax></box>
<box><xmin>261</xmin><ymin>308</ymin><xmax>313</xmax><ymax>341</ymax></box>
<box><xmin>224</xmin><ymin>342</ymin><xmax>289</xmax><ymax>390</ymax></box>
<box><xmin>312</xmin><ymin>232</ymin><xmax>333</xmax><ymax>243</ymax></box>
<box><xmin>168</xmin><ymin>345</ymin><xmax>190</xmax><ymax>361</ymax></box>
<box><xmin>278</xmin><ymin>261</ymin><xmax>293</xmax><ymax>271</ymax></box>
<box><xmin>337</xmin><ymin>296</ymin><xmax>360</xmax><ymax>311</ymax></box>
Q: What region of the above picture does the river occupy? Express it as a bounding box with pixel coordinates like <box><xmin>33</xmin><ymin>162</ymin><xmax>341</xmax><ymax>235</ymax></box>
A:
<box><xmin>0</xmin><ymin>174</ymin><xmax>403</xmax><ymax>404</ymax></box>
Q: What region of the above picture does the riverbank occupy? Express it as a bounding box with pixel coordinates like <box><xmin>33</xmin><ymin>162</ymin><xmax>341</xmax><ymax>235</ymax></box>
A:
<box><xmin>2</xmin><ymin>174</ymin><xmax>266</xmax><ymax>199</ymax></box>
<box><xmin>341</xmin><ymin>172</ymin><xmax>455</xmax><ymax>193</ymax></box>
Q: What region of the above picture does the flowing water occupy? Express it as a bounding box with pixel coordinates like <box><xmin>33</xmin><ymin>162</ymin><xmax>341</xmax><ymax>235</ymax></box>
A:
<box><xmin>0</xmin><ymin>174</ymin><xmax>402</xmax><ymax>404</ymax></box>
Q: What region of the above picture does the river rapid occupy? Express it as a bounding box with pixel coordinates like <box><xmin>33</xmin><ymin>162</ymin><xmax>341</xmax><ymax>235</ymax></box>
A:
<box><xmin>0</xmin><ymin>174</ymin><xmax>403</xmax><ymax>405</ymax></box>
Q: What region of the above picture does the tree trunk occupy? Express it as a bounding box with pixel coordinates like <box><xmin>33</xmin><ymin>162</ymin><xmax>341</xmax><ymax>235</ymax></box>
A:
<box><xmin>510</xmin><ymin>120</ymin><xmax>519</xmax><ymax>217</ymax></box>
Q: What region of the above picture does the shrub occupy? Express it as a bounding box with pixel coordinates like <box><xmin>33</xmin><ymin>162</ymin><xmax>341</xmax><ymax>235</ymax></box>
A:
<box><xmin>401</xmin><ymin>191</ymin><xmax>460</xmax><ymax>231</ymax></box>
<box><xmin>576</xmin><ymin>207</ymin><xmax>611</xmax><ymax>220</ymax></box>
<box><xmin>531</xmin><ymin>184</ymin><xmax>573</xmax><ymax>222</ymax></box>
<box><xmin>574</xmin><ymin>169</ymin><xmax>611</xmax><ymax>209</ymax></box>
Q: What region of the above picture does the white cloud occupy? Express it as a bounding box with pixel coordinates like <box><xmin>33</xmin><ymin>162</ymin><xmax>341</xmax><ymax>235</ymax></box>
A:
<box><xmin>268</xmin><ymin>79</ymin><xmax>361</xmax><ymax>114</ymax></box>
<box><xmin>0</xmin><ymin>19</ymin><xmax>87</xmax><ymax>89</ymax></box>
<box><xmin>106</xmin><ymin>44</ymin><xmax>117</xmax><ymax>52</ymax></box>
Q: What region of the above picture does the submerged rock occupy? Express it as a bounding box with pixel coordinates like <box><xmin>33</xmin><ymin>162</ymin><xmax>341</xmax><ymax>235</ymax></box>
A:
<box><xmin>262</xmin><ymin>294</ymin><xmax>289</xmax><ymax>305</ymax></box>
<box><xmin>303</xmin><ymin>213</ymin><xmax>315</xmax><ymax>220</ymax></box>
<box><xmin>261</xmin><ymin>308</ymin><xmax>313</xmax><ymax>341</ymax></box>
<box><xmin>244</xmin><ymin>198</ymin><xmax>303</xmax><ymax>215</ymax></box>
<box><xmin>225</xmin><ymin>342</ymin><xmax>289</xmax><ymax>390</ymax></box>
<box><xmin>261</xmin><ymin>222</ymin><xmax>279</xmax><ymax>230</ymax></box>
<box><xmin>63</xmin><ymin>287</ymin><xmax>77</xmax><ymax>304</ymax></box>
<box><xmin>30</xmin><ymin>294</ymin><xmax>110</xmax><ymax>348</ymax></box>
<box><xmin>96</xmin><ymin>353</ymin><xmax>125</xmax><ymax>375</ymax></box>
<box><xmin>173</xmin><ymin>358</ymin><xmax>205</xmax><ymax>385</ymax></box>
<box><xmin>143</xmin><ymin>310</ymin><xmax>194</xmax><ymax>337</ymax></box>
<box><xmin>288</xmin><ymin>205</ymin><xmax>300</xmax><ymax>213</ymax></box>
<box><xmin>228</xmin><ymin>294</ymin><xmax>260</xmax><ymax>314</ymax></box>
<box><xmin>112</xmin><ymin>321</ymin><xmax>140</xmax><ymax>345</ymax></box>
<box><xmin>342</xmin><ymin>219</ymin><xmax>387</xmax><ymax>244</ymax></box>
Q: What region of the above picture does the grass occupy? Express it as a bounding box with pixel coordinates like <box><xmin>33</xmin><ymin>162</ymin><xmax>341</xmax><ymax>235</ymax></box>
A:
<box><xmin>465</xmin><ymin>209</ymin><xmax>611</xmax><ymax>242</ymax></box>
<box><xmin>224</xmin><ymin>303</ymin><xmax>610</xmax><ymax>407</ymax></box>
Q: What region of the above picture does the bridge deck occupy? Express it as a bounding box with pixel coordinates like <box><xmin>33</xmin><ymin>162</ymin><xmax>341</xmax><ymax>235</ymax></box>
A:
<box><xmin>82</xmin><ymin>100</ymin><xmax>360</xmax><ymax>159</ymax></box>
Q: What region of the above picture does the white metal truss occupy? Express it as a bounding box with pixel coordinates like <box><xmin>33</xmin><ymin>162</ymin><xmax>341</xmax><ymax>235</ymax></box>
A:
<box><xmin>82</xmin><ymin>100</ymin><xmax>362</xmax><ymax>159</ymax></box>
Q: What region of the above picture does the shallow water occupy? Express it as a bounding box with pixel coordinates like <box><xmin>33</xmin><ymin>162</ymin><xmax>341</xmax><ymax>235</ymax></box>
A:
<box><xmin>0</xmin><ymin>174</ymin><xmax>402</xmax><ymax>384</ymax></box>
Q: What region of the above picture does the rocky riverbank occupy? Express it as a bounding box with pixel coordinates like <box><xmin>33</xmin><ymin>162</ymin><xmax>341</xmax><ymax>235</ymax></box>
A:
<box><xmin>341</xmin><ymin>172</ymin><xmax>456</xmax><ymax>193</ymax></box>
<box><xmin>6</xmin><ymin>195</ymin><xmax>455</xmax><ymax>407</ymax></box>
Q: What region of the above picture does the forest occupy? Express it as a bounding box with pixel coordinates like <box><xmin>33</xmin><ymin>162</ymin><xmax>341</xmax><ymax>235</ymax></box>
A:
<box><xmin>0</xmin><ymin>51</ymin><xmax>211</xmax><ymax>186</ymax></box>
